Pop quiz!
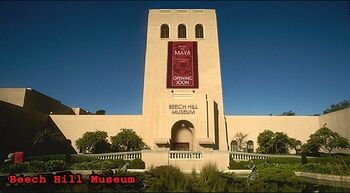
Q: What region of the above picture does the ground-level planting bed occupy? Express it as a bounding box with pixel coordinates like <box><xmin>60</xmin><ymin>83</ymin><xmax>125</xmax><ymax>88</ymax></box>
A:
<box><xmin>0</xmin><ymin>154</ymin><xmax>349</xmax><ymax>192</ymax></box>
<box><xmin>229</xmin><ymin>155</ymin><xmax>350</xmax><ymax>176</ymax></box>
<box><xmin>1</xmin><ymin>164</ymin><xmax>349</xmax><ymax>192</ymax></box>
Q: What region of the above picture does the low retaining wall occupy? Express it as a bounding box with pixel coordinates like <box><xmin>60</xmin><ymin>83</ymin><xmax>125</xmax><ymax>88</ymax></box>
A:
<box><xmin>78</xmin><ymin>150</ymin><xmax>317</xmax><ymax>170</ymax></box>
<box><xmin>142</xmin><ymin>150</ymin><xmax>229</xmax><ymax>170</ymax></box>
<box><xmin>295</xmin><ymin>171</ymin><xmax>350</xmax><ymax>183</ymax></box>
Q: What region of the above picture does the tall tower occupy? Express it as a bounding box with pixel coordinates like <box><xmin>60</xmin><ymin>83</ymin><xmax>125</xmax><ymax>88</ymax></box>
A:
<box><xmin>142</xmin><ymin>9</ymin><xmax>227</xmax><ymax>151</ymax></box>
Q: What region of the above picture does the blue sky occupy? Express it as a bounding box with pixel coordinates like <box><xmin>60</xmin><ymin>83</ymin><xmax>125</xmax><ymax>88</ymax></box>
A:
<box><xmin>0</xmin><ymin>1</ymin><xmax>349</xmax><ymax>115</ymax></box>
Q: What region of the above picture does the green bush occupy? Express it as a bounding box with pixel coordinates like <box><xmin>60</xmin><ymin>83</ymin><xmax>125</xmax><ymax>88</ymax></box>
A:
<box><xmin>26</xmin><ymin>154</ymin><xmax>66</xmax><ymax>162</ymax></box>
<box><xmin>70</xmin><ymin>159</ymin><xmax>126</xmax><ymax>170</ymax></box>
<box><xmin>1</xmin><ymin>162</ymin><xmax>30</xmax><ymax>174</ymax></box>
<box><xmin>70</xmin><ymin>155</ymin><xmax>99</xmax><ymax>163</ymax></box>
<box><xmin>144</xmin><ymin>165</ymin><xmax>187</xmax><ymax>192</ymax></box>
<box><xmin>112</xmin><ymin>159</ymin><xmax>128</xmax><ymax>169</ymax></box>
<box><xmin>308</xmin><ymin>155</ymin><xmax>350</xmax><ymax>165</ymax></box>
<box><xmin>199</xmin><ymin>163</ymin><xmax>228</xmax><ymax>192</ymax></box>
<box><xmin>27</xmin><ymin>160</ymin><xmax>45</xmax><ymax>173</ymax></box>
<box><xmin>252</xmin><ymin>157</ymin><xmax>301</xmax><ymax>164</ymax></box>
<box><xmin>44</xmin><ymin>160</ymin><xmax>68</xmax><ymax>172</ymax></box>
<box><xmin>228</xmin><ymin>160</ymin><xmax>251</xmax><ymax>169</ymax></box>
<box><xmin>299</xmin><ymin>162</ymin><xmax>350</xmax><ymax>175</ymax></box>
<box><xmin>257</xmin><ymin>164</ymin><xmax>304</xmax><ymax>192</ymax></box>
<box><xmin>128</xmin><ymin>158</ymin><xmax>145</xmax><ymax>169</ymax></box>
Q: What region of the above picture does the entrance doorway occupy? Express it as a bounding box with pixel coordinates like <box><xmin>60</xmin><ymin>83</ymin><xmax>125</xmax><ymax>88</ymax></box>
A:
<box><xmin>170</xmin><ymin>120</ymin><xmax>194</xmax><ymax>151</ymax></box>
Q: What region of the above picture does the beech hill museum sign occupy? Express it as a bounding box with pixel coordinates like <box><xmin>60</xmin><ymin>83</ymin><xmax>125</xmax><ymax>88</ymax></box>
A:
<box><xmin>169</xmin><ymin>104</ymin><xmax>198</xmax><ymax>115</ymax></box>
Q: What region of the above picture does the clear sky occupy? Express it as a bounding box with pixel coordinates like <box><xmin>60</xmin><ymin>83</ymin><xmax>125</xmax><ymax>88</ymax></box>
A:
<box><xmin>0</xmin><ymin>1</ymin><xmax>349</xmax><ymax>115</ymax></box>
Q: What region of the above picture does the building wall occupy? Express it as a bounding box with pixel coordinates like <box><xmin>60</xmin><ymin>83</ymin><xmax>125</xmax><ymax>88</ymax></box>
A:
<box><xmin>0</xmin><ymin>101</ymin><xmax>49</xmax><ymax>157</ymax></box>
<box><xmin>23</xmin><ymin>89</ymin><xmax>74</xmax><ymax>115</ymax></box>
<box><xmin>50</xmin><ymin>115</ymin><xmax>144</xmax><ymax>151</ymax></box>
<box><xmin>50</xmin><ymin>108</ymin><xmax>349</xmax><ymax>153</ymax></box>
<box><xmin>0</xmin><ymin>88</ymin><xmax>26</xmax><ymax>107</ymax></box>
<box><xmin>318</xmin><ymin>108</ymin><xmax>350</xmax><ymax>141</ymax></box>
<box><xmin>0</xmin><ymin>88</ymin><xmax>74</xmax><ymax>115</ymax></box>
<box><xmin>225</xmin><ymin>115</ymin><xmax>320</xmax><ymax>151</ymax></box>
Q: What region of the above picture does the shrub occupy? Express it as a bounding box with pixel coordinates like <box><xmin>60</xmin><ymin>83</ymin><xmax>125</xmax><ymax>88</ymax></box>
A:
<box><xmin>252</xmin><ymin>157</ymin><xmax>301</xmax><ymax>164</ymax></box>
<box><xmin>70</xmin><ymin>160</ymin><xmax>126</xmax><ymax>170</ymax></box>
<box><xmin>299</xmin><ymin>162</ymin><xmax>350</xmax><ymax>175</ymax></box>
<box><xmin>144</xmin><ymin>165</ymin><xmax>187</xmax><ymax>192</ymax></box>
<box><xmin>1</xmin><ymin>162</ymin><xmax>30</xmax><ymax>174</ymax></box>
<box><xmin>228</xmin><ymin>160</ymin><xmax>251</xmax><ymax>169</ymax></box>
<box><xmin>128</xmin><ymin>159</ymin><xmax>145</xmax><ymax>169</ymax></box>
<box><xmin>26</xmin><ymin>154</ymin><xmax>66</xmax><ymax>162</ymax></box>
<box><xmin>258</xmin><ymin>164</ymin><xmax>304</xmax><ymax>192</ymax></box>
<box><xmin>44</xmin><ymin>160</ymin><xmax>68</xmax><ymax>172</ymax></box>
<box><xmin>70</xmin><ymin>162</ymin><xmax>95</xmax><ymax>170</ymax></box>
<box><xmin>308</xmin><ymin>154</ymin><xmax>350</xmax><ymax>165</ymax></box>
<box><xmin>1</xmin><ymin>160</ymin><xmax>65</xmax><ymax>174</ymax></box>
<box><xmin>27</xmin><ymin>160</ymin><xmax>45</xmax><ymax>173</ymax></box>
<box><xmin>199</xmin><ymin>163</ymin><xmax>228</xmax><ymax>192</ymax></box>
<box><xmin>70</xmin><ymin>155</ymin><xmax>99</xmax><ymax>163</ymax></box>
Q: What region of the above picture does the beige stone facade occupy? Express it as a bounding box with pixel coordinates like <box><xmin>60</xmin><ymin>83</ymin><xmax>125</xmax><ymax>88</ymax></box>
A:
<box><xmin>0</xmin><ymin>9</ymin><xmax>349</xmax><ymax>168</ymax></box>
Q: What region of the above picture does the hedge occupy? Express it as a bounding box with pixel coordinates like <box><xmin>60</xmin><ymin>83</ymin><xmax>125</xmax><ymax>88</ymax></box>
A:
<box><xmin>70</xmin><ymin>159</ymin><xmax>145</xmax><ymax>170</ymax></box>
<box><xmin>128</xmin><ymin>158</ymin><xmax>145</xmax><ymax>169</ymax></box>
<box><xmin>70</xmin><ymin>159</ymin><xmax>126</xmax><ymax>170</ymax></box>
<box><xmin>70</xmin><ymin>155</ymin><xmax>99</xmax><ymax>163</ymax></box>
<box><xmin>25</xmin><ymin>154</ymin><xmax>66</xmax><ymax>162</ymax></box>
<box><xmin>228</xmin><ymin>160</ymin><xmax>252</xmax><ymax>169</ymax></box>
<box><xmin>252</xmin><ymin>157</ymin><xmax>302</xmax><ymax>164</ymax></box>
<box><xmin>1</xmin><ymin>158</ymin><xmax>145</xmax><ymax>174</ymax></box>
<box><xmin>1</xmin><ymin>160</ymin><xmax>68</xmax><ymax>174</ymax></box>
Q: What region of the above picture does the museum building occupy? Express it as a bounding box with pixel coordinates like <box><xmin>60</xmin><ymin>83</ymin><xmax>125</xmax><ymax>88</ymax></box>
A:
<box><xmin>0</xmin><ymin>9</ymin><xmax>349</xmax><ymax>169</ymax></box>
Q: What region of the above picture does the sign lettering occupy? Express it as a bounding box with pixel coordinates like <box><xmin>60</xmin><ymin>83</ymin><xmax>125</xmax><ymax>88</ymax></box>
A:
<box><xmin>169</xmin><ymin>104</ymin><xmax>198</xmax><ymax>115</ymax></box>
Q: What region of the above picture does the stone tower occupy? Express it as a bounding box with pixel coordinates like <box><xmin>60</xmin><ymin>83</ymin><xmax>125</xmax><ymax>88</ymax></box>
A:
<box><xmin>142</xmin><ymin>9</ymin><xmax>227</xmax><ymax>151</ymax></box>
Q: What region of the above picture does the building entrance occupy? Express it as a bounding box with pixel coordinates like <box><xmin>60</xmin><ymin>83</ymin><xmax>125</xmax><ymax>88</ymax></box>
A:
<box><xmin>170</xmin><ymin>120</ymin><xmax>194</xmax><ymax>151</ymax></box>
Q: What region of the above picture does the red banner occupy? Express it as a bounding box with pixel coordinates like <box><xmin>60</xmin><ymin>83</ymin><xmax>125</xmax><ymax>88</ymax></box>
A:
<box><xmin>167</xmin><ymin>41</ymin><xmax>198</xmax><ymax>88</ymax></box>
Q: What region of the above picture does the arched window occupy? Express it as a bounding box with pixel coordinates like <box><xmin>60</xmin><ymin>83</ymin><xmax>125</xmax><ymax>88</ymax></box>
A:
<box><xmin>160</xmin><ymin>24</ymin><xmax>169</xmax><ymax>38</ymax></box>
<box><xmin>195</xmin><ymin>24</ymin><xmax>204</xmax><ymax>38</ymax></box>
<box><xmin>230</xmin><ymin>140</ymin><xmax>238</xmax><ymax>152</ymax></box>
<box><xmin>247</xmin><ymin>140</ymin><xmax>254</xmax><ymax>153</ymax></box>
<box><xmin>178</xmin><ymin>24</ymin><xmax>186</xmax><ymax>38</ymax></box>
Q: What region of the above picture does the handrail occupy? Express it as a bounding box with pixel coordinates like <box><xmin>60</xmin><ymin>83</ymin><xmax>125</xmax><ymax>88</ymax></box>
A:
<box><xmin>169</xmin><ymin>151</ymin><xmax>202</xmax><ymax>160</ymax></box>
<box><xmin>79</xmin><ymin>151</ymin><xmax>142</xmax><ymax>160</ymax></box>
<box><xmin>229</xmin><ymin>151</ymin><xmax>301</xmax><ymax>161</ymax></box>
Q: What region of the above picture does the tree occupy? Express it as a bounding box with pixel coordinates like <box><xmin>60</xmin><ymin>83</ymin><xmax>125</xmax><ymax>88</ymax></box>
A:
<box><xmin>110</xmin><ymin>129</ymin><xmax>149</xmax><ymax>152</ymax></box>
<box><xmin>32</xmin><ymin>128</ymin><xmax>67</xmax><ymax>155</ymax></box>
<box><xmin>323</xmin><ymin>99</ymin><xmax>350</xmax><ymax>114</ymax></box>
<box><xmin>76</xmin><ymin>130</ymin><xmax>111</xmax><ymax>153</ymax></box>
<box><xmin>274</xmin><ymin>132</ymin><xmax>290</xmax><ymax>153</ymax></box>
<box><xmin>257</xmin><ymin>130</ymin><xmax>295</xmax><ymax>154</ymax></box>
<box><xmin>257</xmin><ymin>130</ymin><xmax>275</xmax><ymax>154</ymax></box>
<box><xmin>234</xmin><ymin>132</ymin><xmax>248</xmax><ymax>152</ymax></box>
<box><xmin>280</xmin><ymin>111</ymin><xmax>295</xmax><ymax>116</ymax></box>
<box><xmin>304</xmin><ymin>127</ymin><xmax>350</xmax><ymax>155</ymax></box>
